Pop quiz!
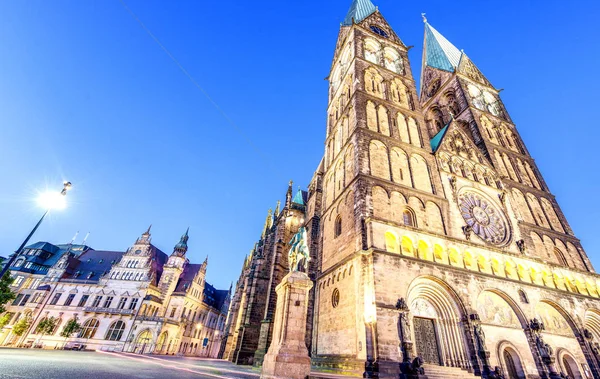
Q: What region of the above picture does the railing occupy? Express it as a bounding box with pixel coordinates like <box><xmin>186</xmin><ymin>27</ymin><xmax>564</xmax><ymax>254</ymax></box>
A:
<box><xmin>83</xmin><ymin>307</ymin><xmax>134</xmax><ymax>315</ymax></box>
<box><xmin>136</xmin><ymin>315</ymin><xmax>162</xmax><ymax>322</ymax></box>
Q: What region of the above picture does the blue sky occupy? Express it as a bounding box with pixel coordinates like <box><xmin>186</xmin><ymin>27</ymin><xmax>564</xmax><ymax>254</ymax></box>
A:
<box><xmin>1</xmin><ymin>0</ymin><xmax>599</xmax><ymax>289</ymax></box>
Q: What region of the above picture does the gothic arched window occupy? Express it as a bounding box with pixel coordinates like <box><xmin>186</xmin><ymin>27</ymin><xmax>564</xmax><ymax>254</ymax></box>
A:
<box><xmin>364</xmin><ymin>38</ymin><xmax>381</xmax><ymax>65</ymax></box>
<box><xmin>446</xmin><ymin>94</ymin><xmax>460</xmax><ymax>116</ymax></box>
<box><xmin>431</xmin><ymin>107</ymin><xmax>444</xmax><ymax>131</ymax></box>
<box><xmin>554</xmin><ymin>248</ymin><xmax>568</xmax><ymax>267</ymax></box>
<box><xmin>334</xmin><ymin>216</ymin><xmax>342</xmax><ymax>238</ymax></box>
<box><xmin>383</xmin><ymin>47</ymin><xmax>404</xmax><ymax>74</ymax></box>
<box><xmin>403</xmin><ymin>208</ymin><xmax>416</xmax><ymax>227</ymax></box>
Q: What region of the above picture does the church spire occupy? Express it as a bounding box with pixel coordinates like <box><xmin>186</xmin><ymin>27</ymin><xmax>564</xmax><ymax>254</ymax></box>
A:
<box><xmin>261</xmin><ymin>209</ymin><xmax>273</xmax><ymax>239</ymax></box>
<box><xmin>422</xmin><ymin>20</ymin><xmax>464</xmax><ymax>73</ymax></box>
<box><xmin>285</xmin><ymin>180</ymin><xmax>293</xmax><ymax>208</ymax></box>
<box><xmin>173</xmin><ymin>227</ymin><xmax>189</xmax><ymax>257</ymax></box>
<box><xmin>342</xmin><ymin>0</ymin><xmax>377</xmax><ymax>26</ymax></box>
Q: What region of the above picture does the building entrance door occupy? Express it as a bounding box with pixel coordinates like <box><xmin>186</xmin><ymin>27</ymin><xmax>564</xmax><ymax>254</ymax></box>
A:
<box><xmin>503</xmin><ymin>349</ymin><xmax>519</xmax><ymax>379</ymax></box>
<box><xmin>413</xmin><ymin>317</ymin><xmax>441</xmax><ymax>365</ymax></box>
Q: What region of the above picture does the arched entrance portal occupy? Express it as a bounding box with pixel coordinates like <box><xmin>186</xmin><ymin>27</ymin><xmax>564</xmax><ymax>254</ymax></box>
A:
<box><xmin>134</xmin><ymin>329</ymin><xmax>153</xmax><ymax>354</ymax></box>
<box><xmin>407</xmin><ymin>277</ymin><xmax>470</xmax><ymax>368</ymax></box>
<box><xmin>155</xmin><ymin>332</ymin><xmax>168</xmax><ymax>354</ymax></box>
<box><xmin>559</xmin><ymin>352</ymin><xmax>582</xmax><ymax>379</ymax></box>
<box><xmin>500</xmin><ymin>346</ymin><xmax>525</xmax><ymax>379</ymax></box>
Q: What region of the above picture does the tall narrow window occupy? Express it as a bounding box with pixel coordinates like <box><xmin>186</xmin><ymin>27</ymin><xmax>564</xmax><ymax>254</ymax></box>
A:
<box><xmin>78</xmin><ymin>295</ymin><xmax>89</xmax><ymax>307</ymax></box>
<box><xmin>403</xmin><ymin>208</ymin><xmax>416</xmax><ymax>227</ymax></box>
<box><xmin>117</xmin><ymin>297</ymin><xmax>127</xmax><ymax>310</ymax></box>
<box><xmin>334</xmin><ymin>216</ymin><xmax>342</xmax><ymax>238</ymax></box>
<box><xmin>50</xmin><ymin>293</ymin><xmax>62</xmax><ymax>305</ymax></box>
<box><xmin>554</xmin><ymin>248</ymin><xmax>568</xmax><ymax>267</ymax></box>
<box><xmin>103</xmin><ymin>296</ymin><xmax>114</xmax><ymax>308</ymax></box>
<box><xmin>91</xmin><ymin>296</ymin><xmax>103</xmax><ymax>308</ymax></box>
<box><xmin>64</xmin><ymin>294</ymin><xmax>76</xmax><ymax>306</ymax></box>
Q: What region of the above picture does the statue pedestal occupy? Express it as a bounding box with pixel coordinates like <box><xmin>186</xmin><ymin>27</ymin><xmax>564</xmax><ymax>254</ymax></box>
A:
<box><xmin>260</xmin><ymin>271</ymin><xmax>313</xmax><ymax>379</ymax></box>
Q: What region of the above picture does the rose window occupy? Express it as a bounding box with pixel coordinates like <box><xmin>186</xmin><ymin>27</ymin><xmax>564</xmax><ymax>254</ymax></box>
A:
<box><xmin>458</xmin><ymin>191</ymin><xmax>509</xmax><ymax>245</ymax></box>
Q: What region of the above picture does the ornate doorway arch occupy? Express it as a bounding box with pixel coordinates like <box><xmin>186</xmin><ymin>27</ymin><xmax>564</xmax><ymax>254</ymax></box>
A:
<box><xmin>407</xmin><ymin>276</ymin><xmax>470</xmax><ymax>368</ymax></box>
<box><xmin>134</xmin><ymin>329</ymin><xmax>153</xmax><ymax>354</ymax></box>
<box><xmin>498</xmin><ymin>343</ymin><xmax>526</xmax><ymax>379</ymax></box>
<box><xmin>558</xmin><ymin>350</ymin><xmax>583</xmax><ymax>379</ymax></box>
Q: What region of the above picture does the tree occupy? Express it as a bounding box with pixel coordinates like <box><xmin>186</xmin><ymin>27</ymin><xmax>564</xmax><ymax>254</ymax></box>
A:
<box><xmin>12</xmin><ymin>315</ymin><xmax>32</xmax><ymax>337</ymax></box>
<box><xmin>60</xmin><ymin>318</ymin><xmax>81</xmax><ymax>339</ymax></box>
<box><xmin>35</xmin><ymin>317</ymin><xmax>58</xmax><ymax>337</ymax></box>
<box><xmin>0</xmin><ymin>260</ymin><xmax>16</xmax><ymax>314</ymax></box>
<box><xmin>0</xmin><ymin>313</ymin><xmax>12</xmax><ymax>330</ymax></box>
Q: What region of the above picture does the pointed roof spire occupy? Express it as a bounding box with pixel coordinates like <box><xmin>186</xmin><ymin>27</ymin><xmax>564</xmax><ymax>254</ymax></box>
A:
<box><xmin>423</xmin><ymin>21</ymin><xmax>463</xmax><ymax>72</ymax></box>
<box><xmin>137</xmin><ymin>225</ymin><xmax>152</xmax><ymax>244</ymax></box>
<box><xmin>261</xmin><ymin>209</ymin><xmax>273</xmax><ymax>239</ymax></box>
<box><xmin>173</xmin><ymin>227</ymin><xmax>189</xmax><ymax>256</ymax></box>
<box><xmin>342</xmin><ymin>0</ymin><xmax>377</xmax><ymax>26</ymax></box>
<box><xmin>274</xmin><ymin>200</ymin><xmax>281</xmax><ymax>217</ymax></box>
<box><xmin>285</xmin><ymin>180</ymin><xmax>294</xmax><ymax>207</ymax></box>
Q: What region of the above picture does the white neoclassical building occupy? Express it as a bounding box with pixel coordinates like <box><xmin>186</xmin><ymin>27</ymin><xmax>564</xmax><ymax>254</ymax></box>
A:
<box><xmin>0</xmin><ymin>227</ymin><xmax>229</xmax><ymax>358</ymax></box>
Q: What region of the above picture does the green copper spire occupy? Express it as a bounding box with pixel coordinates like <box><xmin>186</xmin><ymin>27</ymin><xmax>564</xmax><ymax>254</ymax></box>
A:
<box><xmin>173</xmin><ymin>227</ymin><xmax>189</xmax><ymax>256</ymax></box>
<box><xmin>342</xmin><ymin>0</ymin><xmax>377</xmax><ymax>26</ymax></box>
<box><xmin>423</xmin><ymin>19</ymin><xmax>463</xmax><ymax>72</ymax></box>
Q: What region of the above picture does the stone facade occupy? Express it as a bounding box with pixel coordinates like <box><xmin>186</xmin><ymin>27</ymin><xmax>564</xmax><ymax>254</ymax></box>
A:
<box><xmin>227</xmin><ymin>1</ymin><xmax>600</xmax><ymax>379</ymax></box>
<box><xmin>223</xmin><ymin>182</ymin><xmax>317</xmax><ymax>366</ymax></box>
<box><xmin>0</xmin><ymin>228</ymin><xmax>229</xmax><ymax>358</ymax></box>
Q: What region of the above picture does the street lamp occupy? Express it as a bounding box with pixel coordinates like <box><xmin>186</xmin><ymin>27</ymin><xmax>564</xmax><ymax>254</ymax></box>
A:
<box><xmin>0</xmin><ymin>181</ymin><xmax>72</xmax><ymax>278</ymax></box>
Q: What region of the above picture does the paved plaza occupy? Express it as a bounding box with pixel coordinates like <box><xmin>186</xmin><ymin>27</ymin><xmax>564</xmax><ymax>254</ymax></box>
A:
<box><xmin>0</xmin><ymin>349</ymin><xmax>352</xmax><ymax>379</ymax></box>
<box><xmin>0</xmin><ymin>349</ymin><xmax>261</xmax><ymax>379</ymax></box>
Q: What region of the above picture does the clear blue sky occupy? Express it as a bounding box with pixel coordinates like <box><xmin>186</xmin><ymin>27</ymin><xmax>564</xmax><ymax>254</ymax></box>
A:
<box><xmin>1</xmin><ymin>0</ymin><xmax>599</xmax><ymax>289</ymax></box>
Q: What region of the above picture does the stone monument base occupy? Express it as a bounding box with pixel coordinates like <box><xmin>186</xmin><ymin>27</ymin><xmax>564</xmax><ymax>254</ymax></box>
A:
<box><xmin>260</xmin><ymin>271</ymin><xmax>313</xmax><ymax>379</ymax></box>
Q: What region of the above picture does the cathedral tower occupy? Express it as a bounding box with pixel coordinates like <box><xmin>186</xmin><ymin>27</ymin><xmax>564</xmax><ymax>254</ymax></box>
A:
<box><xmin>310</xmin><ymin>2</ymin><xmax>600</xmax><ymax>379</ymax></box>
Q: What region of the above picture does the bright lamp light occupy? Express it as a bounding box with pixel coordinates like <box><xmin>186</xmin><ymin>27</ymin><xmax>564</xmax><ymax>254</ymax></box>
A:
<box><xmin>37</xmin><ymin>191</ymin><xmax>67</xmax><ymax>210</ymax></box>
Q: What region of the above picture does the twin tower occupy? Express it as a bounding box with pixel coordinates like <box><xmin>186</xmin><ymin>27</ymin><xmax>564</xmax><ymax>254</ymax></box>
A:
<box><xmin>225</xmin><ymin>1</ymin><xmax>600</xmax><ymax>378</ymax></box>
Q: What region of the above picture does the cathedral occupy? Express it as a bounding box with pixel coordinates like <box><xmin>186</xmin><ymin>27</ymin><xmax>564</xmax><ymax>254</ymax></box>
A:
<box><xmin>224</xmin><ymin>0</ymin><xmax>600</xmax><ymax>378</ymax></box>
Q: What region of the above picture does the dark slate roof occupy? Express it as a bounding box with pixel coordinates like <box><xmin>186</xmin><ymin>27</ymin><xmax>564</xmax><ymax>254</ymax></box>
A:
<box><xmin>149</xmin><ymin>245</ymin><xmax>168</xmax><ymax>286</ymax></box>
<box><xmin>64</xmin><ymin>250</ymin><xmax>125</xmax><ymax>282</ymax></box>
<box><xmin>11</xmin><ymin>242</ymin><xmax>91</xmax><ymax>276</ymax></box>
<box><xmin>173</xmin><ymin>264</ymin><xmax>202</xmax><ymax>293</ymax></box>
<box><xmin>203</xmin><ymin>282</ymin><xmax>229</xmax><ymax>311</ymax></box>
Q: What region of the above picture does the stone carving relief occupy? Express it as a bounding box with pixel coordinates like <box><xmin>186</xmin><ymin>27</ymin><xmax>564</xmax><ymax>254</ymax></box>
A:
<box><xmin>534</xmin><ymin>302</ymin><xmax>572</xmax><ymax>337</ymax></box>
<box><xmin>476</xmin><ymin>291</ymin><xmax>520</xmax><ymax>328</ymax></box>
<box><xmin>411</xmin><ymin>298</ymin><xmax>438</xmax><ymax>319</ymax></box>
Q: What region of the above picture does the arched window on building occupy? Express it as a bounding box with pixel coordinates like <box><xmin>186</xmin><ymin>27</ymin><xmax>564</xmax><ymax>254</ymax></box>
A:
<box><xmin>364</xmin><ymin>38</ymin><xmax>382</xmax><ymax>65</ymax></box>
<box><xmin>430</xmin><ymin>107</ymin><xmax>444</xmax><ymax>132</ymax></box>
<box><xmin>403</xmin><ymin>208</ymin><xmax>416</xmax><ymax>227</ymax></box>
<box><xmin>554</xmin><ymin>248</ymin><xmax>568</xmax><ymax>267</ymax></box>
<box><xmin>105</xmin><ymin>320</ymin><xmax>126</xmax><ymax>341</ymax></box>
<box><xmin>334</xmin><ymin>216</ymin><xmax>342</xmax><ymax>238</ymax></box>
<box><xmin>80</xmin><ymin>319</ymin><xmax>100</xmax><ymax>339</ymax></box>
<box><xmin>446</xmin><ymin>94</ymin><xmax>460</xmax><ymax>117</ymax></box>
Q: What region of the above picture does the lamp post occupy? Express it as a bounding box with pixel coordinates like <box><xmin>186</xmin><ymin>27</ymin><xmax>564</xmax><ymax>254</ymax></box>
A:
<box><xmin>0</xmin><ymin>181</ymin><xmax>72</xmax><ymax>279</ymax></box>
